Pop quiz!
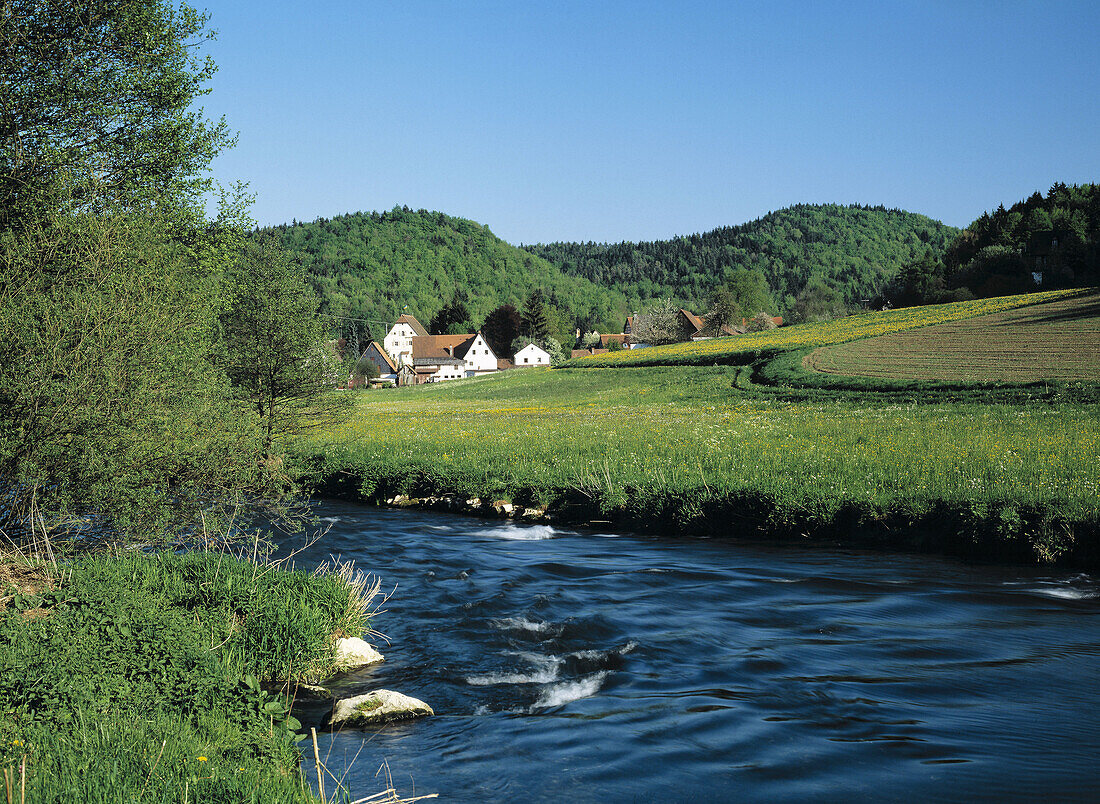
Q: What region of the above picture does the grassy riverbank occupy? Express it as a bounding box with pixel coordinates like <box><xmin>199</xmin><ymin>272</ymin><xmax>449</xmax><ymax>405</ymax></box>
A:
<box><xmin>295</xmin><ymin>291</ymin><xmax>1100</xmax><ymax>566</ymax></box>
<box><xmin>0</xmin><ymin>550</ymin><xmax>370</xmax><ymax>802</ymax></box>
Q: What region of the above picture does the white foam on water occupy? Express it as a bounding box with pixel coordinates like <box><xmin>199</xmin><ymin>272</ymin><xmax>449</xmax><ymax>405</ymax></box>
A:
<box><xmin>489</xmin><ymin>524</ymin><xmax>557</xmax><ymax>541</ymax></box>
<box><xmin>318</xmin><ymin>516</ymin><xmax>342</xmax><ymax>524</ymax></box>
<box><xmin>1030</xmin><ymin>588</ymin><xmax>1099</xmax><ymax>600</ymax></box>
<box><xmin>466</xmin><ymin>653</ymin><xmax>563</xmax><ymax>686</ymax></box>
<box><xmin>491</xmin><ymin>616</ymin><xmax>556</xmax><ymax>633</ymax></box>
<box><xmin>532</xmin><ymin>672</ymin><xmax>609</xmax><ymax>709</ymax></box>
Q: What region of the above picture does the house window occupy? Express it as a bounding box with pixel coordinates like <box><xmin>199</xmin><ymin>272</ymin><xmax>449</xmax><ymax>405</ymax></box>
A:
<box><xmin>524</xmin><ymin>357</ymin><xmax>528</xmax><ymax>363</ymax></box>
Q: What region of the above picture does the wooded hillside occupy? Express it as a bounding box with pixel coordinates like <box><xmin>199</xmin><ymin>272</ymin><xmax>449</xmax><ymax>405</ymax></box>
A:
<box><xmin>259</xmin><ymin>208</ymin><xmax>629</xmax><ymax>340</ymax></box>
<box><xmin>524</xmin><ymin>204</ymin><xmax>959</xmax><ymax>314</ymax></box>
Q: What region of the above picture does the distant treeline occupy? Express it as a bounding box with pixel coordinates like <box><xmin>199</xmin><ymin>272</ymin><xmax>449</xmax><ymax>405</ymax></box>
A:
<box><xmin>524</xmin><ymin>204</ymin><xmax>960</xmax><ymax>314</ymax></box>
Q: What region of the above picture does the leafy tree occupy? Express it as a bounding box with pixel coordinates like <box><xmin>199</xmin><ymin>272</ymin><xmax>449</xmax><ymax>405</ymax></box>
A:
<box><xmin>793</xmin><ymin>276</ymin><xmax>846</xmax><ymax>322</ymax></box>
<box><xmin>0</xmin><ymin>1</ymin><xmax>262</xmax><ymax>544</ymax></box>
<box><xmin>429</xmin><ymin>291</ymin><xmax>472</xmax><ymax>335</ymax></box>
<box><xmin>1</xmin><ymin>0</ymin><xmax>231</xmax><ymax>229</ymax></box>
<box><xmin>581</xmin><ymin>331</ymin><xmax>601</xmax><ymax>348</ymax></box>
<box><xmin>704</xmin><ymin>286</ymin><xmax>741</xmax><ymax>335</ymax></box>
<box><xmin>220</xmin><ymin>239</ymin><xmax>350</xmax><ymax>462</ymax></box>
<box><xmin>631</xmin><ymin>298</ymin><xmax>683</xmax><ymax>345</ymax></box>
<box><xmin>746</xmin><ymin>311</ymin><xmax>778</xmax><ymax>332</ymax></box>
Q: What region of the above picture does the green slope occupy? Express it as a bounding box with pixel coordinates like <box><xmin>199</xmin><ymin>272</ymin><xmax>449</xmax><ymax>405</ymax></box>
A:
<box><xmin>525</xmin><ymin>203</ymin><xmax>959</xmax><ymax>314</ymax></box>
<box><xmin>259</xmin><ymin>207</ymin><xmax>629</xmax><ymax>338</ymax></box>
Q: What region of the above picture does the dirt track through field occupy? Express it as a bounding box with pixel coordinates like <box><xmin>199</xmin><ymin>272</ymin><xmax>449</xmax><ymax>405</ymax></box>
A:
<box><xmin>805</xmin><ymin>290</ymin><xmax>1100</xmax><ymax>382</ymax></box>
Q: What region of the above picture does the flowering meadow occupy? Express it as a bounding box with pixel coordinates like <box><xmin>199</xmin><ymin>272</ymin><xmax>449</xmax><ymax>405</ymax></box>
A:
<box><xmin>299</xmin><ymin>353</ymin><xmax>1100</xmax><ymax>563</ymax></box>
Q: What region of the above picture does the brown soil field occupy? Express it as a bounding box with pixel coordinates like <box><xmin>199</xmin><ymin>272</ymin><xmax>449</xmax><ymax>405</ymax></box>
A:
<box><xmin>804</xmin><ymin>290</ymin><xmax>1100</xmax><ymax>383</ymax></box>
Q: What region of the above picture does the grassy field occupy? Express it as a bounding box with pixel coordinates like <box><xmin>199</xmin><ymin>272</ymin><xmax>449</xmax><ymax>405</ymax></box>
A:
<box><xmin>297</xmin><ymin>312</ymin><xmax>1100</xmax><ymax>564</ymax></box>
<box><xmin>1</xmin><ymin>551</ymin><xmax>372</xmax><ymax>803</ymax></box>
<box><xmin>804</xmin><ymin>290</ymin><xmax>1100</xmax><ymax>383</ymax></box>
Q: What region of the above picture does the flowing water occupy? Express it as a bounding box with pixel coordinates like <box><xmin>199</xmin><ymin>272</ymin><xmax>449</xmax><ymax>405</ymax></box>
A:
<box><xmin>283</xmin><ymin>503</ymin><xmax>1100</xmax><ymax>802</ymax></box>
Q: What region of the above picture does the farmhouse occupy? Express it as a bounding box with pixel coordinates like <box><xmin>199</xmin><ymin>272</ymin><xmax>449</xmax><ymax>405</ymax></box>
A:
<box><xmin>515</xmin><ymin>342</ymin><xmax>551</xmax><ymax>366</ymax></box>
<box><xmin>411</xmin><ymin>333</ymin><xmax>499</xmax><ymax>382</ymax></box>
<box><xmin>383</xmin><ymin>314</ymin><xmax>429</xmax><ymax>366</ymax></box>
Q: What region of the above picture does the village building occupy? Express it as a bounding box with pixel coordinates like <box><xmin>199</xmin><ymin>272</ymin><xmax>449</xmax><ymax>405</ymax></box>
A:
<box><xmin>360</xmin><ymin>341</ymin><xmax>397</xmax><ymax>378</ymax></box>
<box><xmin>515</xmin><ymin>342</ymin><xmax>551</xmax><ymax>366</ymax></box>
<box><xmin>383</xmin><ymin>314</ymin><xmax>429</xmax><ymax>366</ymax></box>
<box><xmin>410</xmin><ymin>333</ymin><xmax>499</xmax><ymax>382</ymax></box>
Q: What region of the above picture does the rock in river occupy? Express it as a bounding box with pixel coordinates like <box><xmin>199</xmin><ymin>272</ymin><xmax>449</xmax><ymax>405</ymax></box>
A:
<box><xmin>333</xmin><ymin>636</ymin><xmax>385</xmax><ymax>671</ymax></box>
<box><xmin>329</xmin><ymin>689</ymin><xmax>434</xmax><ymax>727</ymax></box>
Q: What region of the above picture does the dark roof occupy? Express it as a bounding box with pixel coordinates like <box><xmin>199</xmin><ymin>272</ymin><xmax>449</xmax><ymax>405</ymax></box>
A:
<box><xmin>364</xmin><ymin>341</ymin><xmax>397</xmax><ymax>373</ymax></box>
<box><xmin>599</xmin><ymin>333</ymin><xmax>628</xmax><ymax>347</ymax></box>
<box><xmin>680</xmin><ymin>309</ymin><xmax>706</xmax><ymax>334</ymax></box>
<box><xmin>395</xmin><ymin>314</ymin><xmax>429</xmax><ymax>337</ymax></box>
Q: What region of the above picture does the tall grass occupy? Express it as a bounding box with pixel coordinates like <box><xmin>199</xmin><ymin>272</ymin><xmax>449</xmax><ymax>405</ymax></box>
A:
<box><xmin>296</xmin><ymin>362</ymin><xmax>1100</xmax><ymax>564</ymax></box>
<box><xmin>0</xmin><ymin>550</ymin><xmax>375</xmax><ymax>803</ymax></box>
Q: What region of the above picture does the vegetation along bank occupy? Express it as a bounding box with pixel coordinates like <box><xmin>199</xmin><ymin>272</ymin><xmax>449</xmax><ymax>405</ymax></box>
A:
<box><xmin>296</xmin><ymin>289</ymin><xmax>1100</xmax><ymax>568</ymax></box>
<box><xmin>0</xmin><ymin>550</ymin><xmax>373</xmax><ymax>802</ymax></box>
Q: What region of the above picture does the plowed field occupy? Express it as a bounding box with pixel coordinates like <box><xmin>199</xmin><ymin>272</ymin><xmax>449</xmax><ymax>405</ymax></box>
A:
<box><xmin>804</xmin><ymin>290</ymin><xmax>1100</xmax><ymax>382</ymax></box>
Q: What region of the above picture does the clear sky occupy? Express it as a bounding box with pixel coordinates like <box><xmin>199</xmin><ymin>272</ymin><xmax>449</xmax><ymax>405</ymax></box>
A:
<box><xmin>200</xmin><ymin>0</ymin><xmax>1100</xmax><ymax>244</ymax></box>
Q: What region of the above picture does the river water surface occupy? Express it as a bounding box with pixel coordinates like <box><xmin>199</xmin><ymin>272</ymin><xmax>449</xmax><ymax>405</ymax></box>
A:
<box><xmin>282</xmin><ymin>502</ymin><xmax>1100</xmax><ymax>802</ymax></box>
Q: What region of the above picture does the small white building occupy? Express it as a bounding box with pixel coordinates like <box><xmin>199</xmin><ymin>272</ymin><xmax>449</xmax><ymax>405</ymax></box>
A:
<box><xmin>383</xmin><ymin>314</ymin><xmax>429</xmax><ymax>366</ymax></box>
<box><xmin>514</xmin><ymin>342</ymin><xmax>551</xmax><ymax>367</ymax></box>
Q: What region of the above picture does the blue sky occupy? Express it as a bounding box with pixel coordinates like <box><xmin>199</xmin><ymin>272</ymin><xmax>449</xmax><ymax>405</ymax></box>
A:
<box><xmin>201</xmin><ymin>0</ymin><xmax>1100</xmax><ymax>244</ymax></box>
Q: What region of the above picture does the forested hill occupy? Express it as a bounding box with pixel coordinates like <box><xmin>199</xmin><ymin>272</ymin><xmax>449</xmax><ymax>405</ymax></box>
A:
<box><xmin>260</xmin><ymin>207</ymin><xmax>629</xmax><ymax>338</ymax></box>
<box><xmin>524</xmin><ymin>204</ymin><xmax>959</xmax><ymax>313</ymax></box>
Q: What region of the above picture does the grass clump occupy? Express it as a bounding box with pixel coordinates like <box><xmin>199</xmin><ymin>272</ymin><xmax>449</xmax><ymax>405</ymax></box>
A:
<box><xmin>0</xmin><ymin>550</ymin><xmax>373</xmax><ymax>802</ymax></box>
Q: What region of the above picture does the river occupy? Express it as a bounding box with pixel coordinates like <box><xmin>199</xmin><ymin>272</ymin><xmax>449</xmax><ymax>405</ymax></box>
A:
<box><xmin>281</xmin><ymin>502</ymin><xmax>1100</xmax><ymax>802</ymax></box>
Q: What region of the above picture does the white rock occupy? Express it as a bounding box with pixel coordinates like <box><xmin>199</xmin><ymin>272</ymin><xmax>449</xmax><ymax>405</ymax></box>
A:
<box><xmin>329</xmin><ymin>689</ymin><xmax>434</xmax><ymax>726</ymax></box>
<box><xmin>333</xmin><ymin>637</ymin><xmax>385</xmax><ymax>671</ymax></box>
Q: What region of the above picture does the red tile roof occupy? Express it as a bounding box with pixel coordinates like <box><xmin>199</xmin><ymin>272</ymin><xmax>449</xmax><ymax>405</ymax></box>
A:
<box><xmin>411</xmin><ymin>334</ymin><xmax>477</xmax><ymax>364</ymax></box>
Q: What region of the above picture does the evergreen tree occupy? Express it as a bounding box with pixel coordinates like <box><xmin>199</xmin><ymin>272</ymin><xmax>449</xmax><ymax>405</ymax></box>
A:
<box><xmin>482</xmin><ymin>304</ymin><xmax>522</xmax><ymax>356</ymax></box>
<box><xmin>523</xmin><ymin>289</ymin><xmax>552</xmax><ymax>340</ymax></box>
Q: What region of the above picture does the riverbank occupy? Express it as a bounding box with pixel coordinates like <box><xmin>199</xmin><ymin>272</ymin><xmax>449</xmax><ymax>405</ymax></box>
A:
<box><xmin>293</xmin><ymin>293</ymin><xmax>1100</xmax><ymax>568</ymax></box>
<box><xmin>0</xmin><ymin>550</ymin><xmax>371</xmax><ymax>802</ymax></box>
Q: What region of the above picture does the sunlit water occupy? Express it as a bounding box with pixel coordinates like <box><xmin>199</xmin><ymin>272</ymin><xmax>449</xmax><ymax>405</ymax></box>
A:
<box><xmin>282</xmin><ymin>503</ymin><xmax>1100</xmax><ymax>802</ymax></box>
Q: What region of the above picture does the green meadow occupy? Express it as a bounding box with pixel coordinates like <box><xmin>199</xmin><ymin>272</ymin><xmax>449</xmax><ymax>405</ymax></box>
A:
<box><xmin>297</xmin><ymin>292</ymin><xmax>1100</xmax><ymax>566</ymax></box>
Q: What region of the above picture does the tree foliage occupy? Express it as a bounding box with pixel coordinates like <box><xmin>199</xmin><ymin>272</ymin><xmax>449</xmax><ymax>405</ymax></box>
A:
<box><xmin>0</xmin><ymin>1</ymin><xmax>331</xmax><ymax>545</ymax></box>
<box><xmin>220</xmin><ymin>238</ymin><xmax>349</xmax><ymax>462</ymax></box>
<box><xmin>481</xmin><ymin>304</ymin><xmax>522</xmax><ymax>357</ymax></box>
<box><xmin>1</xmin><ymin>0</ymin><xmax>232</xmax><ymax>228</ymax></box>
<box><xmin>631</xmin><ymin>298</ymin><xmax>684</xmax><ymax>345</ymax></box>
<box><xmin>525</xmin><ymin>204</ymin><xmax>959</xmax><ymax>317</ymax></box>
<box><xmin>259</xmin><ymin>209</ymin><xmax>629</xmax><ymax>338</ymax></box>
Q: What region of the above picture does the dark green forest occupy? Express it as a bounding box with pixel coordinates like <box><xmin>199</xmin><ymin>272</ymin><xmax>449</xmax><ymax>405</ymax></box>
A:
<box><xmin>524</xmin><ymin>204</ymin><xmax>960</xmax><ymax>314</ymax></box>
<box><xmin>258</xmin><ymin>208</ymin><xmax>630</xmax><ymax>340</ymax></box>
<box><xmin>943</xmin><ymin>183</ymin><xmax>1100</xmax><ymax>296</ymax></box>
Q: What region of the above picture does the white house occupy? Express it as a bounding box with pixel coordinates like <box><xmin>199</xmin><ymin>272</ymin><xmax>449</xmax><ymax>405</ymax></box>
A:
<box><xmin>410</xmin><ymin>333</ymin><xmax>499</xmax><ymax>382</ymax></box>
<box><xmin>514</xmin><ymin>342</ymin><xmax>551</xmax><ymax>367</ymax></box>
<box><xmin>383</xmin><ymin>314</ymin><xmax>429</xmax><ymax>366</ymax></box>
